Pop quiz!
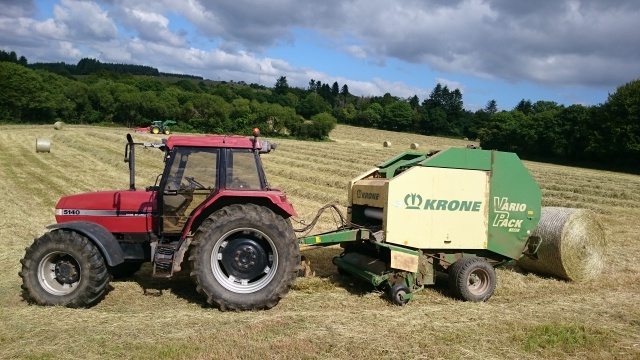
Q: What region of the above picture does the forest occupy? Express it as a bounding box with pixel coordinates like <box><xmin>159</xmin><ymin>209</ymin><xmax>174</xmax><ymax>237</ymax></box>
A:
<box><xmin>1</xmin><ymin>49</ymin><xmax>638</xmax><ymax>167</ymax></box>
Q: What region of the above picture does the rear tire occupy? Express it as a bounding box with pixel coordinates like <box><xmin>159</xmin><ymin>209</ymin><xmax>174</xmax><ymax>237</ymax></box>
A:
<box><xmin>19</xmin><ymin>230</ymin><xmax>111</xmax><ymax>307</ymax></box>
<box><xmin>151</xmin><ymin>126</ymin><xmax>160</xmax><ymax>134</ymax></box>
<box><xmin>189</xmin><ymin>204</ymin><xmax>299</xmax><ymax>310</ymax></box>
<box><xmin>448</xmin><ymin>257</ymin><xmax>496</xmax><ymax>302</ymax></box>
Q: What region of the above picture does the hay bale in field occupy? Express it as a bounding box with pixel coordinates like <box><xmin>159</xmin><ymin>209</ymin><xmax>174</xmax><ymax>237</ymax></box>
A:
<box><xmin>383</xmin><ymin>141</ymin><xmax>392</xmax><ymax>147</ymax></box>
<box><xmin>517</xmin><ymin>207</ymin><xmax>606</xmax><ymax>282</ymax></box>
<box><xmin>36</xmin><ymin>137</ymin><xmax>51</xmax><ymax>153</ymax></box>
<box><xmin>53</xmin><ymin>121</ymin><xmax>64</xmax><ymax>130</ymax></box>
<box><xmin>410</xmin><ymin>142</ymin><xmax>419</xmax><ymax>150</ymax></box>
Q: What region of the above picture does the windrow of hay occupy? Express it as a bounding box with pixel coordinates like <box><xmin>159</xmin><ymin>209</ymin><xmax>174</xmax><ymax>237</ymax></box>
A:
<box><xmin>517</xmin><ymin>207</ymin><xmax>607</xmax><ymax>282</ymax></box>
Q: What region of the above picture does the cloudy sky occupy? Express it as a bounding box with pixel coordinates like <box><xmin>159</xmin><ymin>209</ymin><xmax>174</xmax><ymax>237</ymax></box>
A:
<box><xmin>1</xmin><ymin>0</ymin><xmax>639</xmax><ymax>110</ymax></box>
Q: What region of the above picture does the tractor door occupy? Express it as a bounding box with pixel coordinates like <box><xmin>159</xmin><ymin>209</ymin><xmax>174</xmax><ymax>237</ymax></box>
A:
<box><xmin>160</xmin><ymin>147</ymin><xmax>219</xmax><ymax>235</ymax></box>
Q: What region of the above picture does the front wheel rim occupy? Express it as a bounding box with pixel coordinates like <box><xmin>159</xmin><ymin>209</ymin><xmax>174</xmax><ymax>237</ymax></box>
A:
<box><xmin>210</xmin><ymin>228</ymin><xmax>278</xmax><ymax>294</ymax></box>
<box><xmin>38</xmin><ymin>252</ymin><xmax>81</xmax><ymax>295</ymax></box>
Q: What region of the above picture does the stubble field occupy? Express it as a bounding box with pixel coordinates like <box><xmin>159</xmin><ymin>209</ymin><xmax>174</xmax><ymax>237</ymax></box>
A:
<box><xmin>0</xmin><ymin>124</ymin><xmax>638</xmax><ymax>359</ymax></box>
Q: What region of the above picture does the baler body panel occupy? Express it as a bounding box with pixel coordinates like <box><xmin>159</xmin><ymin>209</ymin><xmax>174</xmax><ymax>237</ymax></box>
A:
<box><xmin>486</xmin><ymin>151</ymin><xmax>542</xmax><ymax>259</ymax></box>
<box><xmin>351</xmin><ymin>179</ymin><xmax>388</xmax><ymax>208</ymax></box>
<box><xmin>385</xmin><ymin>166</ymin><xmax>489</xmax><ymax>249</ymax></box>
<box><xmin>421</xmin><ymin>147</ymin><xmax>492</xmax><ymax>170</ymax></box>
<box><xmin>346</xmin><ymin>147</ymin><xmax>542</xmax><ymax>261</ymax></box>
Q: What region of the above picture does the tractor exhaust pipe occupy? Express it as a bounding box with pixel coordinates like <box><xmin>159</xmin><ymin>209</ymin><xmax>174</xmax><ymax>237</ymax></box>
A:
<box><xmin>124</xmin><ymin>134</ymin><xmax>136</xmax><ymax>190</ymax></box>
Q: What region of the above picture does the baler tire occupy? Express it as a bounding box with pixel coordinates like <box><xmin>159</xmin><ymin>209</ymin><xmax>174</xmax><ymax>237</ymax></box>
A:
<box><xmin>389</xmin><ymin>284</ymin><xmax>410</xmax><ymax>306</ymax></box>
<box><xmin>448</xmin><ymin>257</ymin><xmax>496</xmax><ymax>302</ymax></box>
<box><xmin>189</xmin><ymin>204</ymin><xmax>299</xmax><ymax>311</ymax></box>
<box><xmin>109</xmin><ymin>262</ymin><xmax>143</xmax><ymax>279</ymax></box>
<box><xmin>19</xmin><ymin>230</ymin><xmax>111</xmax><ymax>308</ymax></box>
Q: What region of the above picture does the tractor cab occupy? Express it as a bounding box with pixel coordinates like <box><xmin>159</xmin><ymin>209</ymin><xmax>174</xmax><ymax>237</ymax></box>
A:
<box><xmin>156</xmin><ymin>136</ymin><xmax>272</xmax><ymax>235</ymax></box>
<box><xmin>122</xmin><ymin>129</ymin><xmax>293</xmax><ymax>277</ymax></box>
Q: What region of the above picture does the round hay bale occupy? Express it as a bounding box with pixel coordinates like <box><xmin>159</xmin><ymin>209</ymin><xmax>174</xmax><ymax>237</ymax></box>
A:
<box><xmin>36</xmin><ymin>137</ymin><xmax>51</xmax><ymax>153</ymax></box>
<box><xmin>410</xmin><ymin>142</ymin><xmax>419</xmax><ymax>150</ymax></box>
<box><xmin>516</xmin><ymin>207</ymin><xmax>606</xmax><ymax>282</ymax></box>
<box><xmin>383</xmin><ymin>141</ymin><xmax>392</xmax><ymax>147</ymax></box>
<box><xmin>53</xmin><ymin>121</ymin><xmax>64</xmax><ymax>130</ymax></box>
<box><xmin>463</xmin><ymin>137</ymin><xmax>468</xmax><ymax>141</ymax></box>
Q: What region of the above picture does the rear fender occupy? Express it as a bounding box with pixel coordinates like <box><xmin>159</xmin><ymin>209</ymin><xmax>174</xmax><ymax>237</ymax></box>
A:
<box><xmin>46</xmin><ymin>220</ymin><xmax>125</xmax><ymax>266</ymax></box>
<box><xmin>181</xmin><ymin>192</ymin><xmax>296</xmax><ymax>237</ymax></box>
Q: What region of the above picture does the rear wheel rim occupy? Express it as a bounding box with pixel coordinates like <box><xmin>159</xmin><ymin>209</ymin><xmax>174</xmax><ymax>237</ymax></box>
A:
<box><xmin>467</xmin><ymin>268</ymin><xmax>490</xmax><ymax>296</ymax></box>
<box><xmin>38</xmin><ymin>252</ymin><xmax>81</xmax><ymax>296</ymax></box>
<box><xmin>210</xmin><ymin>228</ymin><xmax>278</xmax><ymax>294</ymax></box>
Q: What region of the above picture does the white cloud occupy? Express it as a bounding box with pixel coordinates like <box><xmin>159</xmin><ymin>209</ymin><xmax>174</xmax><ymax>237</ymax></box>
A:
<box><xmin>54</xmin><ymin>0</ymin><xmax>119</xmax><ymax>41</ymax></box>
<box><xmin>116</xmin><ymin>8</ymin><xmax>186</xmax><ymax>47</ymax></box>
<box><xmin>435</xmin><ymin>78</ymin><xmax>466</xmax><ymax>94</ymax></box>
<box><xmin>342</xmin><ymin>45</ymin><xmax>368</xmax><ymax>59</ymax></box>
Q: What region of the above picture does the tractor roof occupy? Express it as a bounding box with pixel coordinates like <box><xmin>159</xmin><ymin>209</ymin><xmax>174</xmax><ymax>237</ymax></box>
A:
<box><xmin>164</xmin><ymin>135</ymin><xmax>259</xmax><ymax>150</ymax></box>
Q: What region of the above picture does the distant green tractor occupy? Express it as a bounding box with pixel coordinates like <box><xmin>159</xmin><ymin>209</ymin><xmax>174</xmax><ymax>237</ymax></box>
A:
<box><xmin>150</xmin><ymin>120</ymin><xmax>177</xmax><ymax>135</ymax></box>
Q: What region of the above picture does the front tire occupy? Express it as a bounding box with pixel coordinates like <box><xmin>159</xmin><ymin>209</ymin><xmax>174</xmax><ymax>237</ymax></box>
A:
<box><xmin>19</xmin><ymin>230</ymin><xmax>111</xmax><ymax>307</ymax></box>
<box><xmin>189</xmin><ymin>204</ymin><xmax>299</xmax><ymax>310</ymax></box>
<box><xmin>448</xmin><ymin>257</ymin><xmax>496</xmax><ymax>302</ymax></box>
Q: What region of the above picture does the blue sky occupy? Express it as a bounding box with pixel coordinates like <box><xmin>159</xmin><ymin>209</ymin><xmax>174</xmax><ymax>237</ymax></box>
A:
<box><xmin>2</xmin><ymin>0</ymin><xmax>639</xmax><ymax>111</ymax></box>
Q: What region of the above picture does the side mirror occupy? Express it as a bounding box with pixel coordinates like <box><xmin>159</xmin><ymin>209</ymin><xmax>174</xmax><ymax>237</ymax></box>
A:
<box><xmin>259</xmin><ymin>140</ymin><xmax>277</xmax><ymax>154</ymax></box>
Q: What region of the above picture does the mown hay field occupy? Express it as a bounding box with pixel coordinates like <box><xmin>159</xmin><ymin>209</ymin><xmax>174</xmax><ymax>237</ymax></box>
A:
<box><xmin>0</xmin><ymin>124</ymin><xmax>638</xmax><ymax>359</ymax></box>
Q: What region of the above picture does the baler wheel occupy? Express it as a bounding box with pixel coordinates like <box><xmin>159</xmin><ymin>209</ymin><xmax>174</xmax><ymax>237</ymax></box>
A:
<box><xmin>448</xmin><ymin>257</ymin><xmax>496</xmax><ymax>302</ymax></box>
<box><xmin>19</xmin><ymin>230</ymin><xmax>111</xmax><ymax>307</ymax></box>
<box><xmin>389</xmin><ymin>284</ymin><xmax>411</xmax><ymax>306</ymax></box>
<box><xmin>189</xmin><ymin>204</ymin><xmax>299</xmax><ymax>310</ymax></box>
<box><xmin>151</xmin><ymin>126</ymin><xmax>160</xmax><ymax>134</ymax></box>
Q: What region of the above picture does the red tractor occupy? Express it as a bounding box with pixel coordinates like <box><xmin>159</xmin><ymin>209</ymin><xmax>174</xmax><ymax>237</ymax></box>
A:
<box><xmin>19</xmin><ymin>129</ymin><xmax>300</xmax><ymax>310</ymax></box>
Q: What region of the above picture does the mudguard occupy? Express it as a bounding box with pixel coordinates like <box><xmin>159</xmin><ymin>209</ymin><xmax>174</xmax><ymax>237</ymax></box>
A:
<box><xmin>46</xmin><ymin>220</ymin><xmax>125</xmax><ymax>266</ymax></box>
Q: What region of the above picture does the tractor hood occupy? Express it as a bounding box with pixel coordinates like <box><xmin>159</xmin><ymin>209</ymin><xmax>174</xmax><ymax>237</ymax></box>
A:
<box><xmin>54</xmin><ymin>190</ymin><xmax>156</xmax><ymax>233</ymax></box>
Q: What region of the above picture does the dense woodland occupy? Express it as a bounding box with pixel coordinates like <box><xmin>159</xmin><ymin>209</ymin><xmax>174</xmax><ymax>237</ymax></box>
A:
<box><xmin>1</xmin><ymin>49</ymin><xmax>638</xmax><ymax>167</ymax></box>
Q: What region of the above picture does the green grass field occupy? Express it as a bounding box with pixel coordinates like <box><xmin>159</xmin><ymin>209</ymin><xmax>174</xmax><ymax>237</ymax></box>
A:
<box><xmin>0</xmin><ymin>124</ymin><xmax>638</xmax><ymax>359</ymax></box>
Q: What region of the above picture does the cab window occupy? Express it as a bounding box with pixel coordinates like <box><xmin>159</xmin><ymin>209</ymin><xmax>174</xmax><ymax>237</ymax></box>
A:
<box><xmin>226</xmin><ymin>149</ymin><xmax>261</xmax><ymax>190</ymax></box>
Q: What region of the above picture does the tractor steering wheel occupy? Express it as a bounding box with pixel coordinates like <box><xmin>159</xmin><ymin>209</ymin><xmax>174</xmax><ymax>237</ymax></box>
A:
<box><xmin>185</xmin><ymin>176</ymin><xmax>205</xmax><ymax>189</ymax></box>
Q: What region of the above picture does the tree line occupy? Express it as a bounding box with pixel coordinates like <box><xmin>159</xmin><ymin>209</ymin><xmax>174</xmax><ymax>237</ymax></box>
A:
<box><xmin>0</xmin><ymin>49</ymin><xmax>638</xmax><ymax>167</ymax></box>
<box><xmin>26</xmin><ymin>57</ymin><xmax>203</xmax><ymax>80</ymax></box>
